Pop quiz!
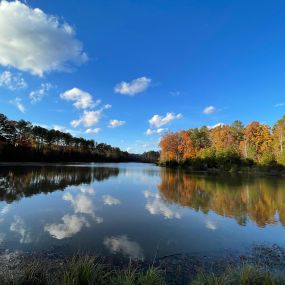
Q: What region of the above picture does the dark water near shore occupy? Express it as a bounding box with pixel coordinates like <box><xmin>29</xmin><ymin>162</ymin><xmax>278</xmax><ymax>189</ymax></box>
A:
<box><xmin>0</xmin><ymin>163</ymin><xmax>284</xmax><ymax>259</ymax></box>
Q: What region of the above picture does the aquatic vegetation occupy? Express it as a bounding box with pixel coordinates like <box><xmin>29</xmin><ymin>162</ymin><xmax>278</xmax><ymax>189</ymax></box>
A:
<box><xmin>0</xmin><ymin>255</ymin><xmax>165</xmax><ymax>285</ymax></box>
<box><xmin>191</xmin><ymin>264</ymin><xmax>285</xmax><ymax>285</ymax></box>
<box><xmin>0</xmin><ymin>254</ymin><xmax>284</xmax><ymax>285</ymax></box>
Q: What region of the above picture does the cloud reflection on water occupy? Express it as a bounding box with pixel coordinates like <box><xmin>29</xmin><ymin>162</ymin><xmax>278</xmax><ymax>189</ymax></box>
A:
<box><xmin>44</xmin><ymin>214</ymin><xmax>90</xmax><ymax>240</ymax></box>
<box><xmin>104</xmin><ymin>235</ymin><xmax>144</xmax><ymax>259</ymax></box>
<box><xmin>144</xmin><ymin>190</ymin><xmax>181</xmax><ymax>219</ymax></box>
<box><xmin>102</xmin><ymin>195</ymin><xmax>121</xmax><ymax>206</ymax></box>
<box><xmin>45</xmin><ymin>186</ymin><xmax>103</xmax><ymax>239</ymax></box>
<box><xmin>10</xmin><ymin>216</ymin><xmax>32</xmax><ymax>244</ymax></box>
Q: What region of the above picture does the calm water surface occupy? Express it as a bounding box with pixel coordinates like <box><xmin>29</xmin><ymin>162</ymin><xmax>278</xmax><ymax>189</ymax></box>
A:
<box><xmin>0</xmin><ymin>163</ymin><xmax>284</xmax><ymax>259</ymax></box>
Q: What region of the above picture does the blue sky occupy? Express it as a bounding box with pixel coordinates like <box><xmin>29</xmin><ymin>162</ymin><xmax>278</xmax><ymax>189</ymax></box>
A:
<box><xmin>0</xmin><ymin>0</ymin><xmax>285</xmax><ymax>153</ymax></box>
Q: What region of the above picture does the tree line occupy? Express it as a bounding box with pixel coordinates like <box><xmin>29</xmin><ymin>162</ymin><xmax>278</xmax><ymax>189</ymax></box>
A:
<box><xmin>0</xmin><ymin>113</ymin><xmax>158</xmax><ymax>163</ymax></box>
<box><xmin>159</xmin><ymin>116</ymin><xmax>285</xmax><ymax>171</ymax></box>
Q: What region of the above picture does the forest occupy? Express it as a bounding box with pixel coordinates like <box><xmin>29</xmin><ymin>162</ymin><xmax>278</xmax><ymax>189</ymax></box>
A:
<box><xmin>159</xmin><ymin>116</ymin><xmax>285</xmax><ymax>172</ymax></box>
<box><xmin>0</xmin><ymin>113</ymin><xmax>159</xmax><ymax>163</ymax></box>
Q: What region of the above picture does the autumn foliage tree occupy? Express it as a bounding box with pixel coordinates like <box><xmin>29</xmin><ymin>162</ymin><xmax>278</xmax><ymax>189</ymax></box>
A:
<box><xmin>210</xmin><ymin>125</ymin><xmax>235</xmax><ymax>152</ymax></box>
<box><xmin>243</xmin><ymin>122</ymin><xmax>272</xmax><ymax>163</ymax></box>
<box><xmin>178</xmin><ymin>131</ymin><xmax>196</xmax><ymax>160</ymax></box>
<box><xmin>272</xmin><ymin>115</ymin><xmax>285</xmax><ymax>164</ymax></box>
<box><xmin>159</xmin><ymin>116</ymin><xmax>285</xmax><ymax>170</ymax></box>
<box><xmin>160</xmin><ymin>132</ymin><xmax>182</xmax><ymax>162</ymax></box>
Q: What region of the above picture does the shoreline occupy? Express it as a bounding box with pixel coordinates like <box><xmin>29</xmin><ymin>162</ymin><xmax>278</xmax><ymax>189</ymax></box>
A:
<box><xmin>1</xmin><ymin>244</ymin><xmax>285</xmax><ymax>284</ymax></box>
<box><xmin>1</xmin><ymin>161</ymin><xmax>285</xmax><ymax>177</ymax></box>
<box><xmin>159</xmin><ymin>164</ymin><xmax>285</xmax><ymax>177</ymax></box>
<box><xmin>0</xmin><ymin>161</ymin><xmax>154</xmax><ymax>166</ymax></box>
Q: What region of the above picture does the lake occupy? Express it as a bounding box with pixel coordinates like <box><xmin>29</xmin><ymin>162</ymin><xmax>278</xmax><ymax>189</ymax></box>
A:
<box><xmin>0</xmin><ymin>162</ymin><xmax>284</xmax><ymax>260</ymax></box>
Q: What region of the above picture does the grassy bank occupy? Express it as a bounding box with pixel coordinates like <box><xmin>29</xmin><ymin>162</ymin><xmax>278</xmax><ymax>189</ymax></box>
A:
<box><xmin>2</xmin><ymin>255</ymin><xmax>166</xmax><ymax>285</ymax></box>
<box><xmin>192</xmin><ymin>264</ymin><xmax>285</xmax><ymax>284</ymax></box>
<box><xmin>2</xmin><ymin>249</ymin><xmax>285</xmax><ymax>285</ymax></box>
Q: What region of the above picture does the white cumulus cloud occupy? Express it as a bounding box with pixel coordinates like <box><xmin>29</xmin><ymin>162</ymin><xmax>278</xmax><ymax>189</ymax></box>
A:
<box><xmin>145</xmin><ymin>128</ymin><xmax>165</xmax><ymax>135</ymax></box>
<box><xmin>71</xmin><ymin>111</ymin><xmax>100</xmax><ymax>128</ymax></box>
<box><xmin>29</xmin><ymin>83</ymin><xmax>52</xmax><ymax>103</ymax></box>
<box><xmin>149</xmin><ymin>112</ymin><xmax>182</xmax><ymax>128</ymax></box>
<box><xmin>0</xmin><ymin>0</ymin><xmax>87</xmax><ymax>76</ymax></box>
<box><xmin>60</xmin><ymin>88</ymin><xmax>98</xmax><ymax>109</ymax></box>
<box><xmin>0</xmin><ymin>70</ymin><xmax>27</xmax><ymax>90</ymax></box>
<box><xmin>142</xmin><ymin>143</ymin><xmax>151</xmax><ymax>148</ymax></box>
<box><xmin>71</xmin><ymin>105</ymin><xmax>111</xmax><ymax>128</ymax></box>
<box><xmin>70</xmin><ymin>110</ymin><xmax>102</xmax><ymax>128</ymax></box>
<box><xmin>274</xmin><ymin>102</ymin><xmax>285</xmax><ymax>107</ymax></box>
<box><xmin>52</xmin><ymin>125</ymin><xmax>67</xmax><ymax>132</ymax></box>
<box><xmin>86</xmin><ymin>128</ymin><xmax>101</xmax><ymax>134</ymax></box>
<box><xmin>9</xmin><ymin>97</ymin><xmax>25</xmax><ymax>113</ymax></box>
<box><xmin>114</xmin><ymin>76</ymin><xmax>151</xmax><ymax>96</ymax></box>
<box><xmin>207</xmin><ymin>122</ymin><xmax>224</xmax><ymax>129</ymax></box>
<box><xmin>108</xmin><ymin>119</ymin><xmax>126</xmax><ymax>128</ymax></box>
<box><xmin>104</xmin><ymin>104</ymin><xmax>112</xmax><ymax>109</ymax></box>
<box><xmin>203</xmin><ymin>105</ymin><xmax>216</xmax><ymax>114</ymax></box>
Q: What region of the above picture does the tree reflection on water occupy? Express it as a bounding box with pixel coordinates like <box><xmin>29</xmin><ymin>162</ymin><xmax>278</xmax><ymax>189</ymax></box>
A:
<box><xmin>158</xmin><ymin>169</ymin><xmax>285</xmax><ymax>227</ymax></box>
<box><xmin>0</xmin><ymin>165</ymin><xmax>119</xmax><ymax>203</ymax></box>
